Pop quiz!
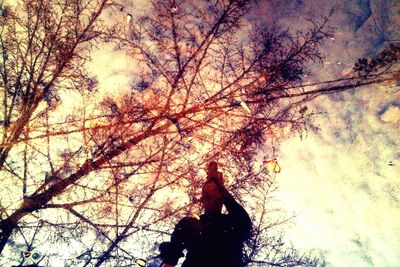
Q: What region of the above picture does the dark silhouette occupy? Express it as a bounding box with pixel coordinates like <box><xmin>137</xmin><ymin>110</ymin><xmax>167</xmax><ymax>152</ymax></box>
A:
<box><xmin>159</xmin><ymin>162</ymin><xmax>252</xmax><ymax>267</ymax></box>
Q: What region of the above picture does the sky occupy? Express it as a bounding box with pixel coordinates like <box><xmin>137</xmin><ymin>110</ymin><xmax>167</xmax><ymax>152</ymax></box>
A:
<box><xmin>2</xmin><ymin>0</ymin><xmax>399</xmax><ymax>266</ymax></box>
<box><xmin>262</xmin><ymin>0</ymin><xmax>400</xmax><ymax>266</ymax></box>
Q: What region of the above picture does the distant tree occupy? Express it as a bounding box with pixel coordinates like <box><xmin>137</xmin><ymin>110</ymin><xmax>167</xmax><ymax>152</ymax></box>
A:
<box><xmin>0</xmin><ymin>0</ymin><xmax>398</xmax><ymax>266</ymax></box>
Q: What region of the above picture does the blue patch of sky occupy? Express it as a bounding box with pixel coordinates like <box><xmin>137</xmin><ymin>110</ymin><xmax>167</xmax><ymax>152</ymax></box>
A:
<box><xmin>344</xmin><ymin>0</ymin><xmax>372</xmax><ymax>31</ymax></box>
<box><xmin>332</xmin><ymin>129</ymin><xmax>355</xmax><ymax>144</ymax></box>
<box><xmin>293</xmin><ymin>0</ymin><xmax>305</xmax><ymax>10</ymax></box>
<box><xmin>326</xmin><ymin>92</ymin><xmax>346</xmax><ymax>103</ymax></box>
<box><xmin>350</xmin><ymin>235</ymin><xmax>375</xmax><ymax>266</ymax></box>
<box><xmin>383</xmin><ymin>183</ymin><xmax>400</xmax><ymax>208</ymax></box>
<box><xmin>331</xmin><ymin>116</ymin><xmax>358</xmax><ymax>145</ymax></box>
<box><xmin>357</xmin><ymin>180</ymin><xmax>378</xmax><ymax>200</ymax></box>
<box><xmin>299</xmin><ymin>150</ymin><xmax>318</xmax><ymax>172</ymax></box>
<box><xmin>377</xmin><ymin>101</ymin><xmax>400</xmax><ymax>117</ymax></box>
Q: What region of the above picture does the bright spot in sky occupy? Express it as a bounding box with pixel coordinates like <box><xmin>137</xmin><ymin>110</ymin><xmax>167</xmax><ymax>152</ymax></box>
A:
<box><xmin>127</xmin><ymin>14</ymin><xmax>132</xmax><ymax>25</ymax></box>
<box><xmin>380</xmin><ymin>105</ymin><xmax>400</xmax><ymax>123</ymax></box>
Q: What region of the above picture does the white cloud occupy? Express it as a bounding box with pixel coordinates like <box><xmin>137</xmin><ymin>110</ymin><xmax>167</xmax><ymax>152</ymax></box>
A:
<box><xmin>276</xmin><ymin>85</ymin><xmax>400</xmax><ymax>266</ymax></box>
<box><xmin>380</xmin><ymin>105</ymin><xmax>400</xmax><ymax>123</ymax></box>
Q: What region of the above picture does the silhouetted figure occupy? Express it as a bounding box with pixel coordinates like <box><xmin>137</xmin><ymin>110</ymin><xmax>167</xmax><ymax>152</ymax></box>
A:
<box><xmin>159</xmin><ymin>162</ymin><xmax>252</xmax><ymax>267</ymax></box>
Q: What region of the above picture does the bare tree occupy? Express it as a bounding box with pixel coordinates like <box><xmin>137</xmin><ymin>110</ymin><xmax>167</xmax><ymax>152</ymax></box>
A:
<box><xmin>0</xmin><ymin>0</ymin><xmax>399</xmax><ymax>266</ymax></box>
<box><xmin>0</xmin><ymin>0</ymin><xmax>115</xmax><ymax>261</ymax></box>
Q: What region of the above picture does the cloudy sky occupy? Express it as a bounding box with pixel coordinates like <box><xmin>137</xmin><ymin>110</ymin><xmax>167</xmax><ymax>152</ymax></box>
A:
<box><xmin>261</xmin><ymin>0</ymin><xmax>400</xmax><ymax>266</ymax></box>
<box><xmin>3</xmin><ymin>0</ymin><xmax>398</xmax><ymax>266</ymax></box>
